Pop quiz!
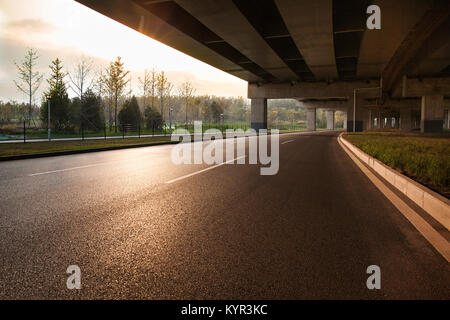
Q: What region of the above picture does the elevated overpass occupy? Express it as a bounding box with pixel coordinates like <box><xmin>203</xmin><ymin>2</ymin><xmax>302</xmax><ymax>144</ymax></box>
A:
<box><xmin>75</xmin><ymin>0</ymin><xmax>450</xmax><ymax>132</ymax></box>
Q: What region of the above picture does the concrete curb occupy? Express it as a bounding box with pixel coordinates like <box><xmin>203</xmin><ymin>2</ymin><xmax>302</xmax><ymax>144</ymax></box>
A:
<box><xmin>0</xmin><ymin>141</ymin><xmax>179</xmax><ymax>161</ymax></box>
<box><xmin>0</xmin><ymin>129</ymin><xmax>322</xmax><ymax>162</ymax></box>
<box><xmin>339</xmin><ymin>133</ymin><xmax>450</xmax><ymax>231</ymax></box>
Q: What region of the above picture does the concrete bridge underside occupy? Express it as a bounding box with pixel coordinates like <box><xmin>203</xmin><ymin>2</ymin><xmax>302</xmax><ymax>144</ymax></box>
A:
<box><xmin>76</xmin><ymin>0</ymin><xmax>450</xmax><ymax>132</ymax></box>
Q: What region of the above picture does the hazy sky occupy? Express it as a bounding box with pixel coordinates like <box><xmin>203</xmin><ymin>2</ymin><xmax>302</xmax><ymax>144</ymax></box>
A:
<box><xmin>0</xmin><ymin>0</ymin><xmax>247</xmax><ymax>103</ymax></box>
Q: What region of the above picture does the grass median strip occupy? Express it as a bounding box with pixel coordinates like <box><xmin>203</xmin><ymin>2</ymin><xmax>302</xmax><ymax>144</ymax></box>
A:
<box><xmin>338</xmin><ymin>135</ymin><xmax>450</xmax><ymax>262</ymax></box>
<box><xmin>0</xmin><ymin>137</ymin><xmax>174</xmax><ymax>157</ymax></box>
<box><xmin>343</xmin><ymin>131</ymin><xmax>450</xmax><ymax>198</ymax></box>
<box><xmin>0</xmin><ymin>129</ymin><xmax>308</xmax><ymax>159</ymax></box>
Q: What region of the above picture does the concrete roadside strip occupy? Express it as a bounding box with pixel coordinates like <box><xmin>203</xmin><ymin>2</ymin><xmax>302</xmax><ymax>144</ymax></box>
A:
<box><xmin>0</xmin><ymin>130</ymin><xmax>315</xmax><ymax>162</ymax></box>
<box><xmin>0</xmin><ymin>141</ymin><xmax>180</xmax><ymax>161</ymax></box>
<box><xmin>338</xmin><ymin>133</ymin><xmax>450</xmax><ymax>262</ymax></box>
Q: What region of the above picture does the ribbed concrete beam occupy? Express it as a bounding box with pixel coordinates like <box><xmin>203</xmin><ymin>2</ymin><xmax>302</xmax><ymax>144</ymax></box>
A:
<box><xmin>76</xmin><ymin>0</ymin><xmax>263</xmax><ymax>82</ymax></box>
<box><xmin>407</xmin><ymin>17</ymin><xmax>450</xmax><ymax>76</ymax></box>
<box><xmin>276</xmin><ymin>0</ymin><xmax>338</xmax><ymax>80</ymax></box>
<box><xmin>76</xmin><ymin>0</ymin><xmax>450</xmax><ymax>90</ymax></box>
<box><xmin>173</xmin><ymin>0</ymin><xmax>297</xmax><ymax>81</ymax></box>
<box><xmin>381</xmin><ymin>1</ymin><xmax>450</xmax><ymax>93</ymax></box>
<box><xmin>248</xmin><ymin>80</ymin><xmax>380</xmax><ymax>99</ymax></box>
<box><xmin>393</xmin><ymin>76</ymin><xmax>450</xmax><ymax>98</ymax></box>
<box><xmin>366</xmin><ymin>97</ymin><xmax>421</xmax><ymax>110</ymax></box>
<box><xmin>357</xmin><ymin>0</ymin><xmax>432</xmax><ymax>79</ymax></box>
<box><xmin>299</xmin><ymin>100</ymin><xmax>349</xmax><ymax>112</ymax></box>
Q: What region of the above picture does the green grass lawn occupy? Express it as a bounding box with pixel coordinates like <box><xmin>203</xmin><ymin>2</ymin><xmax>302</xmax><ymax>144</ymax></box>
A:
<box><xmin>2</xmin><ymin>122</ymin><xmax>311</xmax><ymax>140</ymax></box>
<box><xmin>0</xmin><ymin>127</ymin><xmax>304</xmax><ymax>160</ymax></box>
<box><xmin>0</xmin><ymin>136</ymin><xmax>173</xmax><ymax>157</ymax></box>
<box><xmin>343</xmin><ymin>131</ymin><xmax>450</xmax><ymax>197</ymax></box>
<box><xmin>3</xmin><ymin>122</ymin><xmax>251</xmax><ymax>140</ymax></box>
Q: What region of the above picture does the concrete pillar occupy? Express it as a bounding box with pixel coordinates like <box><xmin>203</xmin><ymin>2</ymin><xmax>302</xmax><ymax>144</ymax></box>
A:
<box><xmin>251</xmin><ymin>98</ymin><xmax>267</xmax><ymax>131</ymax></box>
<box><xmin>378</xmin><ymin>110</ymin><xmax>384</xmax><ymax>128</ymax></box>
<box><xmin>444</xmin><ymin>109</ymin><xmax>450</xmax><ymax>130</ymax></box>
<box><xmin>371</xmin><ymin>112</ymin><xmax>375</xmax><ymax>130</ymax></box>
<box><xmin>306</xmin><ymin>108</ymin><xmax>316</xmax><ymax>131</ymax></box>
<box><xmin>379</xmin><ymin>110</ymin><xmax>383</xmax><ymax>129</ymax></box>
<box><xmin>326</xmin><ymin>110</ymin><xmax>335</xmax><ymax>130</ymax></box>
<box><xmin>362</xmin><ymin>109</ymin><xmax>368</xmax><ymax>131</ymax></box>
<box><xmin>412</xmin><ymin>109</ymin><xmax>421</xmax><ymax>130</ymax></box>
<box><xmin>347</xmin><ymin>96</ymin><xmax>364</xmax><ymax>132</ymax></box>
<box><xmin>367</xmin><ymin>109</ymin><xmax>373</xmax><ymax>131</ymax></box>
<box><xmin>343</xmin><ymin>112</ymin><xmax>347</xmax><ymax>129</ymax></box>
<box><xmin>374</xmin><ymin>116</ymin><xmax>380</xmax><ymax>129</ymax></box>
<box><xmin>400</xmin><ymin>109</ymin><xmax>412</xmax><ymax>131</ymax></box>
<box><xmin>375</xmin><ymin>110</ymin><xmax>380</xmax><ymax>129</ymax></box>
<box><xmin>421</xmin><ymin>95</ymin><xmax>444</xmax><ymax>133</ymax></box>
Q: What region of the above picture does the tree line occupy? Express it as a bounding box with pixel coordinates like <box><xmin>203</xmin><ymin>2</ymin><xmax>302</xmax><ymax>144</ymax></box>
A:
<box><xmin>4</xmin><ymin>48</ymin><xmax>340</xmax><ymax>134</ymax></box>
<box><xmin>7</xmin><ymin>49</ymin><xmax>256</xmax><ymax>133</ymax></box>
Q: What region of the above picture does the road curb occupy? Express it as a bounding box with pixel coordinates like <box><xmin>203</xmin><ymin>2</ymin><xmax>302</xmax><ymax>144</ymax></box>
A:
<box><xmin>338</xmin><ymin>133</ymin><xmax>450</xmax><ymax>231</ymax></box>
<box><xmin>0</xmin><ymin>129</ymin><xmax>318</xmax><ymax>162</ymax></box>
<box><xmin>0</xmin><ymin>141</ymin><xmax>179</xmax><ymax>162</ymax></box>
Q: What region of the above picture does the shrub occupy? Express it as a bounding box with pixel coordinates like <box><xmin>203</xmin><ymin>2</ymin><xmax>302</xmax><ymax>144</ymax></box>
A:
<box><xmin>0</xmin><ymin>124</ymin><xmax>19</xmax><ymax>134</ymax></box>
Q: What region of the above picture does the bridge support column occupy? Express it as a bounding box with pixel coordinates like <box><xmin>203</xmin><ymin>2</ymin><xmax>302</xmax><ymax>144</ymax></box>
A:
<box><xmin>343</xmin><ymin>112</ymin><xmax>347</xmax><ymax>130</ymax></box>
<box><xmin>306</xmin><ymin>108</ymin><xmax>316</xmax><ymax>131</ymax></box>
<box><xmin>444</xmin><ymin>109</ymin><xmax>450</xmax><ymax>130</ymax></box>
<box><xmin>326</xmin><ymin>110</ymin><xmax>335</xmax><ymax>130</ymax></box>
<box><xmin>373</xmin><ymin>116</ymin><xmax>378</xmax><ymax>129</ymax></box>
<box><xmin>421</xmin><ymin>95</ymin><xmax>444</xmax><ymax>133</ymax></box>
<box><xmin>347</xmin><ymin>97</ymin><xmax>364</xmax><ymax>132</ymax></box>
<box><xmin>390</xmin><ymin>117</ymin><xmax>396</xmax><ymax>129</ymax></box>
<box><xmin>400</xmin><ymin>109</ymin><xmax>412</xmax><ymax>131</ymax></box>
<box><xmin>377</xmin><ymin>109</ymin><xmax>382</xmax><ymax>129</ymax></box>
<box><xmin>363</xmin><ymin>109</ymin><xmax>372</xmax><ymax>131</ymax></box>
<box><xmin>251</xmin><ymin>98</ymin><xmax>267</xmax><ymax>131</ymax></box>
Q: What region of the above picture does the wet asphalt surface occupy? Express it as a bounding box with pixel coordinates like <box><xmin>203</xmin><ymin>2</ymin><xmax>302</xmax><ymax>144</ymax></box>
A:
<box><xmin>0</xmin><ymin>131</ymin><xmax>448</xmax><ymax>299</ymax></box>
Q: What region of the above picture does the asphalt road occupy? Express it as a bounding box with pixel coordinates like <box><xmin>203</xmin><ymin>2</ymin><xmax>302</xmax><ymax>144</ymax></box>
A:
<box><xmin>0</xmin><ymin>131</ymin><xmax>448</xmax><ymax>299</ymax></box>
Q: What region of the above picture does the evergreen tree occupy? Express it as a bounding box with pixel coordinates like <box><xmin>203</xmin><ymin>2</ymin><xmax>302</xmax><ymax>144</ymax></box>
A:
<box><xmin>40</xmin><ymin>58</ymin><xmax>71</xmax><ymax>132</ymax></box>
<box><xmin>69</xmin><ymin>97</ymin><xmax>81</xmax><ymax>129</ymax></box>
<box><xmin>144</xmin><ymin>106</ymin><xmax>163</xmax><ymax>131</ymax></box>
<box><xmin>209</xmin><ymin>100</ymin><xmax>224</xmax><ymax>123</ymax></box>
<box><xmin>118</xmin><ymin>96</ymin><xmax>142</xmax><ymax>129</ymax></box>
<box><xmin>80</xmin><ymin>89</ymin><xmax>103</xmax><ymax>131</ymax></box>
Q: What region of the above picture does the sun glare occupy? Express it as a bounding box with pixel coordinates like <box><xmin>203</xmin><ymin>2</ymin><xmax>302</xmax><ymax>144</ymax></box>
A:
<box><xmin>0</xmin><ymin>0</ymin><xmax>247</xmax><ymax>99</ymax></box>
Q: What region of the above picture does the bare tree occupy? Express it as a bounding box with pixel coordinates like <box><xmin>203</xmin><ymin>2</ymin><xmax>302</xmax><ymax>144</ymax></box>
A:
<box><xmin>157</xmin><ymin>71</ymin><xmax>173</xmax><ymax>124</ymax></box>
<box><xmin>69</xmin><ymin>56</ymin><xmax>94</xmax><ymax>99</ymax></box>
<box><xmin>138</xmin><ymin>70</ymin><xmax>151</xmax><ymax>109</ymax></box>
<box><xmin>92</xmin><ymin>69</ymin><xmax>107</xmax><ymax>127</ymax></box>
<box><xmin>179</xmin><ymin>81</ymin><xmax>196</xmax><ymax>127</ymax></box>
<box><xmin>128</xmin><ymin>75</ymin><xmax>133</xmax><ymax>98</ymax></box>
<box><xmin>93</xmin><ymin>69</ymin><xmax>104</xmax><ymax>97</ymax></box>
<box><xmin>102</xmin><ymin>57</ymin><xmax>130</xmax><ymax>132</ymax></box>
<box><xmin>150</xmin><ymin>68</ymin><xmax>157</xmax><ymax>109</ymax></box>
<box><xmin>14</xmin><ymin>48</ymin><xmax>43</xmax><ymax>124</ymax></box>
